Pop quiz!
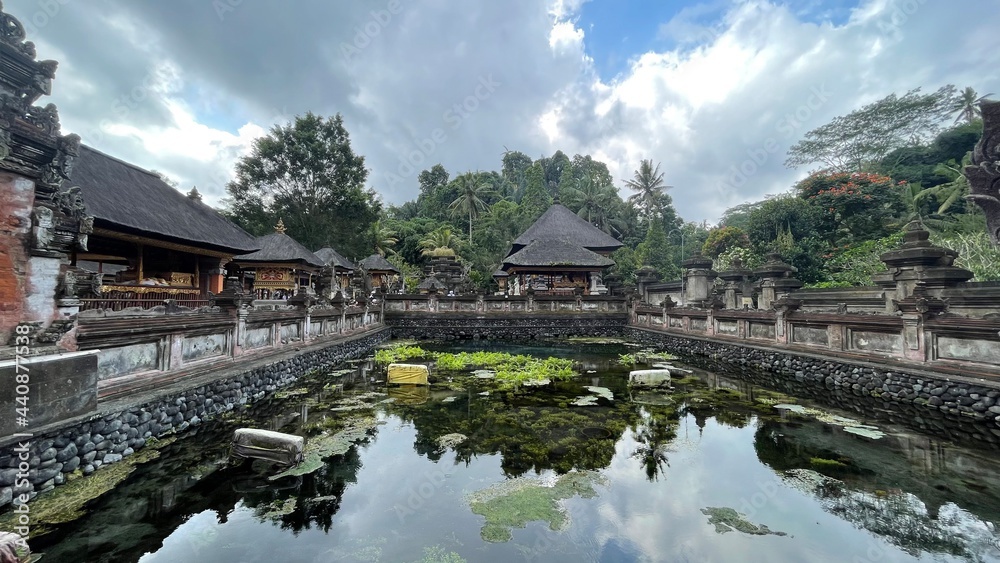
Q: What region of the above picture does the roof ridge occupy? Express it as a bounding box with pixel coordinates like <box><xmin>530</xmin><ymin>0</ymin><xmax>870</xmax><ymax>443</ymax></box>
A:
<box><xmin>80</xmin><ymin>144</ymin><xmax>162</xmax><ymax>180</ymax></box>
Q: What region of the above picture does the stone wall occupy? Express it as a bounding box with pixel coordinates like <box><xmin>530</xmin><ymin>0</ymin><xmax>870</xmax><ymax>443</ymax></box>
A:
<box><xmin>625</xmin><ymin>326</ymin><xmax>1000</xmax><ymax>448</ymax></box>
<box><xmin>0</xmin><ymin>174</ymin><xmax>35</xmax><ymax>345</ymax></box>
<box><xmin>0</xmin><ymin>327</ymin><xmax>389</xmax><ymax>508</ymax></box>
<box><xmin>386</xmin><ymin>312</ymin><xmax>628</xmax><ymax>340</ymax></box>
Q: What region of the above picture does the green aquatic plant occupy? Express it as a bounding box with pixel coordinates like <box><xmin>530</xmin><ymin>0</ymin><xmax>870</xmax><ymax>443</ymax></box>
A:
<box><xmin>701</xmin><ymin>507</ymin><xmax>787</xmax><ymax>536</ymax></box>
<box><xmin>417</xmin><ymin>546</ymin><xmax>467</xmax><ymax>563</ymax></box>
<box><xmin>375</xmin><ymin>345</ymin><xmax>432</xmax><ymax>365</ymax></box>
<box><xmin>616</xmin><ymin>349</ymin><xmax>679</xmax><ymax>366</ymax></box>
<box><xmin>467</xmin><ymin>471</ymin><xmax>607</xmax><ymax>542</ymax></box>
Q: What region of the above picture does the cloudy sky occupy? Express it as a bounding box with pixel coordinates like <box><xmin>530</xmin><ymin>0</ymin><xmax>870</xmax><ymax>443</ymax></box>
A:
<box><xmin>8</xmin><ymin>0</ymin><xmax>1000</xmax><ymax>223</ymax></box>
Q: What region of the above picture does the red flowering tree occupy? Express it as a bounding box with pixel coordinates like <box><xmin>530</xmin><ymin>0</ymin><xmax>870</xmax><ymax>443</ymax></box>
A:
<box><xmin>796</xmin><ymin>171</ymin><xmax>906</xmax><ymax>245</ymax></box>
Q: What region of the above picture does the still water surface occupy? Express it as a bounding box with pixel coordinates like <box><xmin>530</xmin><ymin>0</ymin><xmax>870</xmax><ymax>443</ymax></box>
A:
<box><xmin>29</xmin><ymin>341</ymin><xmax>1000</xmax><ymax>562</ymax></box>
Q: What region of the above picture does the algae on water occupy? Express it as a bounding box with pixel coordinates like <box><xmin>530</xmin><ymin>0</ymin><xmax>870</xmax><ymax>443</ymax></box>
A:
<box><xmin>0</xmin><ymin>437</ymin><xmax>177</xmax><ymax>536</ymax></box>
<box><xmin>701</xmin><ymin>507</ymin><xmax>788</xmax><ymax>536</ymax></box>
<box><xmin>269</xmin><ymin>416</ymin><xmax>382</xmax><ymax>480</ymax></box>
<box><xmin>466</xmin><ymin>471</ymin><xmax>607</xmax><ymax>543</ymax></box>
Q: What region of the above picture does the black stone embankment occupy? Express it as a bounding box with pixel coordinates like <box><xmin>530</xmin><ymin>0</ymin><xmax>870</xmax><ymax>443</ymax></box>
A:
<box><xmin>626</xmin><ymin>326</ymin><xmax>1000</xmax><ymax>448</ymax></box>
<box><xmin>0</xmin><ymin>327</ymin><xmax>389</xmax><ymax>508</ymax></box>
<box><xmin>386</xmin><ymin>313</ymin><xmax>628</xmax><ymax>340</ymax></box>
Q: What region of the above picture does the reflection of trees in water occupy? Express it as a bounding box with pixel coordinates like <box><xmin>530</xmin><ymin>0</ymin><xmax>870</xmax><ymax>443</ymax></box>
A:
<box><xmin>784</xmin><ymin>470</ymin><xmax>999</xmax><ymax>561</ymax></box>
<box><xmin>754</xmin><ymin>423</ymin><xmax>1000</xmax><ymax>561</ymax></box>
<box><xmin>393</xmin><ymin>391</ymin><xmax>641</xmax><ymax>477</ymax></box>
<box><xmin>630</xmin><ymin>406</ymin><xmax>680</xmax><ymax>482</ymax></box>
<box><xmin>242</xmin><ymin>443</ymin><xmax>367</xmax><ymax>533</ymax></box>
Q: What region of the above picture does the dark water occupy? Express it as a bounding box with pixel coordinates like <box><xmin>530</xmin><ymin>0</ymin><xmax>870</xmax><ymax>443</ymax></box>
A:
<box><xmin>26</xmin><ymin>341</ymin><xmax>1000</xmax><ymax>562</ymax></box>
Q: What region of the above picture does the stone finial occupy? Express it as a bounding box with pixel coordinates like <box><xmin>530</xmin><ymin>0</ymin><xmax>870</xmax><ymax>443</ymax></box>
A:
<box><xmin>274</xmin><ymin>218</ymin><xmax>287</xmax><ymax>234</ymax></box>
<box><xmin>965</xmin><ymin>99</ymin><xmax>1000</xmax><ymax>245</ymax></box>
<box><xmin>187</xmin><ymin>186</ymin><xmax>202</xmax><ymax>201</ymax></box>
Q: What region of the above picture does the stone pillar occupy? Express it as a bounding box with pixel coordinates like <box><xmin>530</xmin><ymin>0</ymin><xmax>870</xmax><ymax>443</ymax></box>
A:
<box><xmin>214</xmin><ymin>276</ymin><xmax>253</xmax><ymax>356</ymax></box>
<box><xmin>681</xmin><ymin>253</ymin><xmax>717</xmax><ymax>307</ymax></box>
<box><xmin>207</xmin><ymin>260</ymin><xmax>227</xmax><ymax>295</ymax></box>
<box><xmin>717</xmin><ymin>258</ymin><xmax>752</xmax><ymax>309</ymax></box>
<box><xmin>872</xmin><ymin>221</ymin><xmax>974</xmax><ymax>312</ymax></box>
<box><xmin>635</xmin><ymin>265</ymin><xmax>660</xmax><ymax>304</ymax></box>
<box><xmin>753</xmin><ymin>253</ymin><xmax>802</xmax><ymax>310</ymax></box>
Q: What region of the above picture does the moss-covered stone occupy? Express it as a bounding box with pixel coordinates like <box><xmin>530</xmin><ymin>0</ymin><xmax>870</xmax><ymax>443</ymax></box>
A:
<box><xmin>269</xmin><ymin>416</ymin><xmax>382</xmax><ymax>480</ymax></box>
<box><xmin>0</xmin><ymin>437</ymin><xmax>177</xmax><ymax>536</ymax></box>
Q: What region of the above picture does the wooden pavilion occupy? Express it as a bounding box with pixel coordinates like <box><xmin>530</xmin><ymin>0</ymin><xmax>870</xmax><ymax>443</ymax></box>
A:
<box><xmin>230</xmin><ymin>220</ymin><xmax>325</xmax><ymax>300</ymax></box>
<box><xmin>70</xmin><ymin>146</ymin><xmax>259</xmax><ymax>310</ymax></box>
<box><xmin>498</xmin><ymin>203</ymin><xmax>623</xmax><ymax>296</ymax></box>
<box><xmin>314</xmin><ymin>246</ymin><xmax>356</xmax><ymax>290</ymax></box>
<box><xmin>358</xmin><ymin>254</ymin><xmax>400</xmax><ymax>292</ymax></box>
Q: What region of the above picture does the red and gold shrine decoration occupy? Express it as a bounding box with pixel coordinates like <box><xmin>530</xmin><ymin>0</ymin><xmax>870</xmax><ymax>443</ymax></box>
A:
<box><xmin>254</xmin><ymin>268</ymin><xmax>294</xmax><ymax>289</ymax></box>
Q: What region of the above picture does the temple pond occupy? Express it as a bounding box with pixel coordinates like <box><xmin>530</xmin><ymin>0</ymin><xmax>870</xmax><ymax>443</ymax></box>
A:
<box><xmin>22</xmin><ymin>341</ymin><xmax>1000</xmax><ymax>562</ymax></box>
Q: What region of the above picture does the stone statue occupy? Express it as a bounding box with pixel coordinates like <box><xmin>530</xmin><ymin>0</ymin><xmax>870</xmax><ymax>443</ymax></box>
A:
<box><xmin>965</xmin><ymin>100</ymin><xmax>1000</xmax><ymax>245</ymax></box>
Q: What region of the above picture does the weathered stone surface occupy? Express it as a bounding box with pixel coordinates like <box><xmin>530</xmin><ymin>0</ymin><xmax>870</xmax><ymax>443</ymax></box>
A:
<box><xmin>0</xmin><ymin>351</ymin><xmax>99</xmax><ymax>437</ymax></box>
<box><xmin>0</xmin><ymin>328</ymin><xmax>389</xmax><ymax>504</ymax></box>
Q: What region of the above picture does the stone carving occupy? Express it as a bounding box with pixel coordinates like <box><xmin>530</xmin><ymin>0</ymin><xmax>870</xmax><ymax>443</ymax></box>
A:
<box><xmin>51</xmin><ymin>184</ymin><xmax>87</xmax><ymax>220</ymax></box>
<box><xmin>965</xmin><ymin>100</ymin><xmax>1000</xmax><ymax>245</ymax></box>
<box><xmin>0</xmin><ymin>0</ymin><xmax>36</xmax><ymax>58</ymax></box>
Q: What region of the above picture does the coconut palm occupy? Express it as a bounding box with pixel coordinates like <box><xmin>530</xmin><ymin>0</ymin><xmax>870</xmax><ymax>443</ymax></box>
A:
<box><xmin>371</xmin><ymin>219</ymin><xmax>397</xmax><ymax>257</ymax></box>
<box><xmin>449</xmin><ymin>172</ymin><xmax>493</xmax><ymax>244</ymax></box>
<box><xmin>625</xmin><ymin>159</ymin><xmax>672</xmax><ymax>218</ymax></box>
<box><xmin>566</xmin><ymin>175</ymin><xmax>626</xmax><ymax>236</ymax></box>
<box><xmin>952</xmin><ymin>87</ymin><xmax>994</xmax><ymax>125</ymax></box>
<box><xmin>419</xmin><ymin>226</ymin><xmax>460</xmax><ymax>257</ymax></box>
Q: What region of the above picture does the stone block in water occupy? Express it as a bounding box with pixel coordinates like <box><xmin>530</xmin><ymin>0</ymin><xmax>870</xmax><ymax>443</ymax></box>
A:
<box><xmin>388</xmin><ymin>363</ymin><xmax>430</xmax><ymax>385</ymax></box>
<box><xmin>231</xmin><ymin>428</ymin><xmax>305</xmax><ymax>466</ymax></box>
<box><xmin>629</xmin><ymin>369</ymin><xmax>671</xmax><ymax>388</ymax></box>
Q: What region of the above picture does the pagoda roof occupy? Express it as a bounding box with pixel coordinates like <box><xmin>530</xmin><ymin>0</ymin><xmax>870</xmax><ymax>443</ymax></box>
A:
<box><xmin>417</xmin><ymin>275</ymin><xmax>448</xmax><ymax>290</ymax></box>
<box><xmin>234</xmin><ymin>231</ymin><xmax>325</xmax><ymax>268</ymax></box>
<box><xmin>510</xmin><ymin>204</ymin><xmax>623</xmax><ymax>253</ymax></box>
<box><xmin>358</xmin><ymin>254</ymin><xmax>400</xmax><ymax>273</ymax></box>
<box><xmin>314</xmin><ymin>247</ymin><xmax>356</xmax><ymax>270</ymax></box>
<box><xmin>71</xmin><ymin>145</ymin><xmax>259</xmax><ymax>254</ymax></box>
<box><xmin>503</xmin><ymin>239</ymin><xmax>614</xmax><ymax>269</ymax></box>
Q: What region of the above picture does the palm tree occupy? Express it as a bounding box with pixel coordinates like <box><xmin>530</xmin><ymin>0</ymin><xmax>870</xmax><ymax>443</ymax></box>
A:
<box><xmin>566</xmin><ymin>175</ymin><xmax>625</xmax><ymax>236</ymax></box>
<box><xmin>371</xmin><ymin>219</ymin><xmax>397</xmax><ymax>257</ymax></box>
<box><xmin>952</xmin><ymin>87</ymin><xmax>994</xmax><ymax>125</ymax></box>
<box><xmin>449</xmin><ymin>172</ymin><xmax>492</xmax><ymax>243</ymax></box>
<box><xmin>923</xmin><ymin>154</ymin><xmax>972</xmax><ymax>215</ymax></box>
<box><xmin>625</xmin><ymin>159</ymin><xmax>671</xmax><ymax>218</ymax></box>
<box><xmin>419</xmin><ymin>226</ymin><xmax>459</xmax><ymax>257</ymax></box>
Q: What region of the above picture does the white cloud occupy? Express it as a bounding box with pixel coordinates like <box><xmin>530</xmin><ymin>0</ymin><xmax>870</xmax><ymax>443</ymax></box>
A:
<box><xmin>10</xmin><ymin>0</ymin><xmax>1000</xmax><ymax>224</ymax></box>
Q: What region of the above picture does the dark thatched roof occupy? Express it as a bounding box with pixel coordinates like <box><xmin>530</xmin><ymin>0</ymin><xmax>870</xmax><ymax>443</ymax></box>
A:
<box><xmin>358</xmin><ymin>254</ymin><xmax>400</xmax><ymax>273</ymax></box>
<box><xmin>70</xmin><ymin>145</ymin><xmax>258</xmax><ymax>253</ymax></box>
<box><xmin>234</xmin><ymin>232</ymin><xmax>325</xmax><ymax>267</ymax></box>
<box><xmin>493</xmin><ymin>268</ymin><xmax>509</xmax><ymax>277</ymax></box>
<box><xmin>510</xmin><ymin>204</ymin><xmax>623</xmax><ymax>253</ymax></box>
<box><xmin>503</xmin><ymin>239</ymin><xmax>615</xmax><ymax>268</ymax></box>
<box><xmin>314</xmin><ymin>247</ymin><xmax>355</xmax><ymax>270</ymax></box>
<box><xmin>417</xmin><ymin>275</ymin><xmax>448</xmax><ymax>290</ymax></box>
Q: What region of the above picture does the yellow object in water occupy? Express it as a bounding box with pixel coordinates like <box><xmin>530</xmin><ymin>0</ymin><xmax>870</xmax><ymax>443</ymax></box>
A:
<box><xmin>388</xmin><ymin>363</ymin><xmax>430</xmax><ymax>385</ymax></box>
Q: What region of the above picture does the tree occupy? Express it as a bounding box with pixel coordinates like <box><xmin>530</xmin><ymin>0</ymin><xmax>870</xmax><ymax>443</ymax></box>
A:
<box><xmin>702</xmin><ymin>226</ymin><xmax>750</xmax><ymax>259</ymax></box>
<box><xmin>419</xmin><ymin>226</ymin><xmax>460</xmax><ymax>256</ymax></box>
<box><xmin>371</xmin><ymin>219</ymin><xmax>397</xmax><ymax>257</ymax></box>
<box><xmin>796</xmin><ymin>171</ymin><xmax>906</xmax><ymax>245</ymax></box>
<box><xmin>225</xmin><ymin>112</ymin><xmax>379</xmax><ymax>257</ymax></box>
<box><xmin>500</xmin><ymin>149</ymin><xmax>532</xmax><ymax>198</ymax></box>
<box><xmin>625</xmin><ymin>159</ymin><xmax>671</xmax><ymax>218</ymax></box>
<box><xmin>449</xmin><ymin>172</ymin><xmax>492</xmax><ymax>244</ymax></box>
<box><xmin>519</xmin><ymin>163</ymin><xmax>552</xmax><ymax>225</ymax></box>
<box><xmin>785</xmin><ymin>86</ymin><xmax>957</xmax><ymax>172</ymax></box>
<box><xmin>565</xmin><ymin>175</ymin><xmax>619</xmax><ymax>230</ymax></box>
<box><xmin>951</xmin><ymin>87</ymin><xmax>993</xmax><ymax>125</ymax></box>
